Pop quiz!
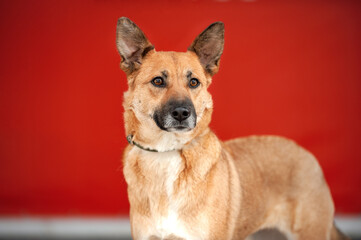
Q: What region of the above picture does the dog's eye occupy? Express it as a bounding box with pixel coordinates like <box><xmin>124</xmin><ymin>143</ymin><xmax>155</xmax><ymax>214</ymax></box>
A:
<box><xmin>189</xmin><ymin>78</ymin><xmax>200</xmax><ymax>88</ymax></box>
<box><xmin>151</xmin><ymin>77</ymin><xmax>165</xmax><ymax>87</ymax></box>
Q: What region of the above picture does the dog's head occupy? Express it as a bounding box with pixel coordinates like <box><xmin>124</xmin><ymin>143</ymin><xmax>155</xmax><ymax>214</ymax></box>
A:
<box><xmin>116</xmin><ymin>17</ymin><xmax>224</xmax><ymax>152</ymax></box>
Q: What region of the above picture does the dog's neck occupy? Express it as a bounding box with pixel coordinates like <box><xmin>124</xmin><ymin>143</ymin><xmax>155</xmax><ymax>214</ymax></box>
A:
<box><xmin>127</xmin><ymin>123</ymin><xmax>216</xmax><ymax>152</ymax></box>
<box><xmin>126</xmin><ymin>134</ymin><xmax>176</xmax><ymax>153</ymax></box>
<box><xmin>125</xmin><ymin>128</ymin><xmax>222</xmax><ymax>181</ymax></box>
<box><xmin>126</xmin><ymin>122</ymin><xmax>208</xmax><ymax>153</ymax></box>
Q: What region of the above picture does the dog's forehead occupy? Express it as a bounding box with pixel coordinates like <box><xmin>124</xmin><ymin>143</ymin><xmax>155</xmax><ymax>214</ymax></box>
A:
<box><xmin>141</xmin><ymin>51</ymin><xmax>205</xmax><ymax>77</ymax></box>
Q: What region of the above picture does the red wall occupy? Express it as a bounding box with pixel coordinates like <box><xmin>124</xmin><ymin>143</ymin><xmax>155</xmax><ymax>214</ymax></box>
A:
<box><xmin>0</xmin><ymin>0</ymin><xmax>360</xmax><ymax>216</ymax></box>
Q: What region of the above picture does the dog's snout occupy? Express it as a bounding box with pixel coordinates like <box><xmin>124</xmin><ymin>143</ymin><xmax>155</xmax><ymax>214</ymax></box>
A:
<box><xmin>171</xmin><ymin>107</ymin><xmax>190</xmax><ymax>122</ymax></box>
<box><xmin>153</xmin><ymin>98</ymin><xmax>197</xmax><ymax>132</ymax></box>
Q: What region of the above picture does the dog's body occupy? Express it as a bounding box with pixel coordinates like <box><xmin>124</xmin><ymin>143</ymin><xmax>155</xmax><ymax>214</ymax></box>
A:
<box><xmin>116</xmin><ymin>18</ymin><xmax>348</xmax><ymax>240</ymax></box>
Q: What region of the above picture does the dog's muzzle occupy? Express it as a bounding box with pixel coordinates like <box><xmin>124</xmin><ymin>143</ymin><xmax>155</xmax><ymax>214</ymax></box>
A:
<box><xmin>153</xmin><ymin>98</ymin><xmax>197</xmax><ymax>132</ymax></box>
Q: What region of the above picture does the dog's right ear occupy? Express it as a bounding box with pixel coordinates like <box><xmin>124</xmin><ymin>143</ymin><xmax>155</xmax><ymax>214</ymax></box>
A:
<box><xmin>116</xmin><ymin>17</ymin><xmax>154</xmax><ymax>75</ymax></box>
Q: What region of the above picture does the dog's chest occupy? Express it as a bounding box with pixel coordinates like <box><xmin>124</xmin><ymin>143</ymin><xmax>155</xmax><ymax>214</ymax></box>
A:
<box><xmin>141</xmin><ymin>151</ymin><xmax>188</xmax><ymax>238</ymax></box>
<box><xmin>127</xmin><ymin>149</ymin><xmax>208</xmax><ymax>240</ymax></box>
<box><xmin>138</xmin><ymin>150</ymin><xmax>183</xmax><ymax>198</ymax></box>
<box><xmin>151</xmin><ymin>209</ymin><xmax>190</xmax><ymax>240</ymax></box>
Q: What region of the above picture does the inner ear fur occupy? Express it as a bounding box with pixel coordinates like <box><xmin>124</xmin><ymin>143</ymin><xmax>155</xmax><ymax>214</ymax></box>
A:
<box><xmin>116</xmin><ymin>17</ymin><xmax>154</xmax><ymax>75</ymax></box>
<box><xmin>188</xmin><ymin>22</ymin><xmax>224</xmax><ymax>76</ymax></box>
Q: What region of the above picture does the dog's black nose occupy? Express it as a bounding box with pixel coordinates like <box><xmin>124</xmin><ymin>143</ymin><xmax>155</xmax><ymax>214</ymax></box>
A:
<box><xmin>171</xmin><ymin>107</ymin><xmax>190</xmax><ymax>122</ymax></box>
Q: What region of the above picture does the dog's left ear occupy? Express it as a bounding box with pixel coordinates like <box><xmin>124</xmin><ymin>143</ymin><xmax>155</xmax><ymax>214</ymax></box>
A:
<box><xmin>116</xmin><ymin>17</ymin><xmax>154</xmax><ymax>75</ymax></box>
<box><xmin>188</xmin><ymin>22</ymin><xmax>224</xmax><ymax>76</ymax></box>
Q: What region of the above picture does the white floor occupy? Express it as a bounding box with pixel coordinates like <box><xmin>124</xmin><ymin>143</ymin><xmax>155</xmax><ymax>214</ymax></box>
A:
<box><xmin>0</xmin><ymin>215</ymin><xmax>360</xmax><ymax>238</ymax></box>
<box><xmin>0</xmin><ymin>217</ymin><xmax>131</xmax><ymax>238</ymax></box>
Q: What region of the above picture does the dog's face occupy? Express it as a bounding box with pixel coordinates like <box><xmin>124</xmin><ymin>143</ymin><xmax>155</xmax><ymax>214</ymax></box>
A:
<box><xmin>126</xmin><ymin>51</ymin><xmax>205</xmax><ymax>133</ymax></box>
<box><xmin>116</xmin><ymin>18</ymin><xmax>224</xmax><ymax>151</ymax></box>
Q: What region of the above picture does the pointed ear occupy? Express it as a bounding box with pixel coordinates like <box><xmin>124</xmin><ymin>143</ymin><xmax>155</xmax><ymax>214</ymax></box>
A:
<box><xmin>116</xmin><ymin>17</ymin><xmax>154</xmax><ymax>74</ymax></box>
<box><xmin>188</xmin><ymin>22</ymin><xmax>224</xmax><ymax>76</ymax></box>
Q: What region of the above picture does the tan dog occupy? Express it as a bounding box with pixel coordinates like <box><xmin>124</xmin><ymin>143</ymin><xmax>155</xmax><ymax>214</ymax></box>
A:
<box><xmin>116</xmin><ymin>17</ymin><xmax>348</xmax><ymax>240</ymax></box>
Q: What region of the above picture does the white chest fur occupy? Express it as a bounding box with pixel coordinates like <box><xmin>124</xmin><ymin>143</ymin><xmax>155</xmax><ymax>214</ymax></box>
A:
<box><xmin>127</xmin><ymin>148</ymin><xmax>208</xmax><ymax>240</ymax></box>
<box><xmin>137</xmin><ymin>149</ymin><xmax>182</xmax><ymax>198</ymax></box>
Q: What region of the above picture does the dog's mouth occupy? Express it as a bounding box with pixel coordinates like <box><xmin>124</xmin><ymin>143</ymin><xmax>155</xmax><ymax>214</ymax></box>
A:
<box><xmin>153</xmin><ymin>114</ymin><xmax>196</xmax><ymax>132</ymax></box>
<box><xmin>167</xmin><ymin>125</ymin><xmax>193</xmax><ymax>132</ymax></box>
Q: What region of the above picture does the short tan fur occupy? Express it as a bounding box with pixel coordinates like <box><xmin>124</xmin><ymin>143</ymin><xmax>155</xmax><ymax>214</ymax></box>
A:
<box><xmin>116</xmin><ymin>17</ymin><xmax>349</xmax><ymax>240</ymax></box>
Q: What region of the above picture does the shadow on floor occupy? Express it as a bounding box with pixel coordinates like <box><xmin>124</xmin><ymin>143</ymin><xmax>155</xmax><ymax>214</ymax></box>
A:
<box><xmin>0</xmin><ymin>229</ymin><xmax>359</xmax><ymax>240</ymax></box>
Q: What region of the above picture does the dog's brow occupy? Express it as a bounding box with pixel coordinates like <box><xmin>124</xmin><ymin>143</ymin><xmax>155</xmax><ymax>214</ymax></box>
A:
<box><xmin>161</xmin><ymin>70</ymin><xmax>168</xmax><ymax>79</ymax></box>
<box><xmin>186</xmin><ymin>71</ymin><xmax>192</xmax><ymax>80</ymax></box>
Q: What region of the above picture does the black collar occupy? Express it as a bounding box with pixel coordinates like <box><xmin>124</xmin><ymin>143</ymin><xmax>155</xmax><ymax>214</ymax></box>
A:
<box><xmin>126</xmin><ymin>135</ymin><xmax>176</xmax><ymax>153</ymax></box>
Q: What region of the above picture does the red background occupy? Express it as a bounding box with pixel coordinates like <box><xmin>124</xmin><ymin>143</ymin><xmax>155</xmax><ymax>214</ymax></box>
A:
<box><xmin>0</xmin><ymin>0</ymin><xmax>360</xmax><ymax>216</ymax></box>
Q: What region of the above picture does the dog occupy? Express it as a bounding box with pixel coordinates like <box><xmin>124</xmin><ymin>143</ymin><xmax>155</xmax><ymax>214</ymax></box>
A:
<box><xmin>116</xmin><ymin>17</ymin><xmax>349</xmax><ymax>240</ymax></box>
